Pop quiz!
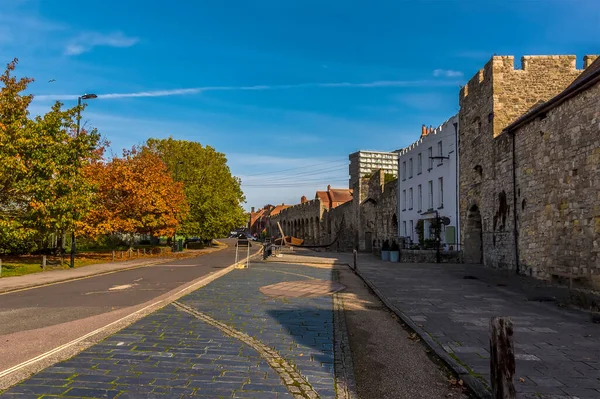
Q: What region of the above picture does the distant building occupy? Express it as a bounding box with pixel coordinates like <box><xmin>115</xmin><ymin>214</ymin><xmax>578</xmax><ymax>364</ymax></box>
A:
<box><xmin>348</xmin><ymin>150</ymin><xmax>398</xmax><ymax>188</ymax></box>
<box><xmin>397</xmin><ymin>116</ymin><xmax>460</xmax><ymax>249</ymax></box>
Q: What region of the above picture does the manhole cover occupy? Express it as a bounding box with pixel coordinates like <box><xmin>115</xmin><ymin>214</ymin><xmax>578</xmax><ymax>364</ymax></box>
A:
<box><xmin>260</xmin><ymin>279</ymin><xmax>346</xmax><ymax>298</ymax></box>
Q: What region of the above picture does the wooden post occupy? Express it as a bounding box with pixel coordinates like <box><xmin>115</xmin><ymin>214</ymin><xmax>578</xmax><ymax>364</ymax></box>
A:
<box><xmin>42</xmin><ymin>255</ymin><xmax>47</xmax><ymax>270</ymax></box>
<box><xmin>490</xmin><ymin>317</ymin><xmax>516</xmax><ymax>399</ymax></box>
<box><xmin>112</xmin><ymin>251</ymin><xmax>115</xmax><ymax>262</ymax></box>
<box><xmin>142</xmin><ymin>248</ymin><xmax>146</xmax><ymax>255</ymax></box>
<box><xmin>137</xmin><ymin>249</ymin><xmax>140</xmax><ymax>257</ymax></box>
<box><xmin>121</xmin><ymin>251</ymin><xmax>124</xmax><ymax>259</ymax></box>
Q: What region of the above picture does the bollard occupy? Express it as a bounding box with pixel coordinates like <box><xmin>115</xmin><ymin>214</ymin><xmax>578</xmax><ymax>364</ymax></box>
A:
<box><xmin>42</xmin><ymin>255</ymin><xmax>47</xmax><ymax>270</ymax></box>
<box><xmin>128</xmin><ymin>249</ymin><xmax>131</xmax><ymax>258</ymax></box>
<box><xmin>121</xmin><ymin>251</ymin><xmax>124</xmax><ymax>259</ymax></box>
<box><xmin>112</xmin><ymin>251</ymin><xmax>115</xmax><ymax>262</ymax></box>
<box><xmin>490</xmin><ymin>317</ymin><xmax>516</xmax><ymax>399</ymax></box>
<box><xmin>143</xmin><ymin>248</ymin><xmax>146</xmax><ymax>255</ymax></box>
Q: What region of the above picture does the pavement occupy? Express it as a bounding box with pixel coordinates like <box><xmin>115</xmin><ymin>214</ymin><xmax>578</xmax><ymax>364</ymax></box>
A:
<box><xmin>284</xmin><ymin>251</ymin><xmax>600</xmax><ymax>399</ymax></box>
<box><xmin>0</xmin><ymin>240</ymin><xmax>260</xmax><ymax>385</ymax></box>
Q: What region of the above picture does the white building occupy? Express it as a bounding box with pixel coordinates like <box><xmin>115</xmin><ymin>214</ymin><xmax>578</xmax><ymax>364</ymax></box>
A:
<box><xmin>348</xmin><ymin>150</ymin><xmax>398</xmax><ymax>188</ymax></box>
<box><xmin>397</xmin><ymin>115</ymin><xmax>460</xmax><ymax>250</ymax></box>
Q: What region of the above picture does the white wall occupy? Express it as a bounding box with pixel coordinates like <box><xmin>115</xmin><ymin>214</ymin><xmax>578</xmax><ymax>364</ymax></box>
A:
<box><xmin>397</xmin><ymin>115</ymin><xmax>460</xmax><ymax>249</ymax></box>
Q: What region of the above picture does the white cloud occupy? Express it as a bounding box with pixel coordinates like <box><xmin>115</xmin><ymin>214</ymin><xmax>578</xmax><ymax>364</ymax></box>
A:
<box><xmin>34</xmin><ymin>79</ymin><xmax>462</xmax><ymax>101</ymax></box>
<box><xmin>433</xmin><ymin>69</ymin><xmax>464</xmax><ymax>78</ymax></box>
<box><xmin>64</xmin><ymin>32</ymin><xmax>139</xmax><ymax>56</ymax></box>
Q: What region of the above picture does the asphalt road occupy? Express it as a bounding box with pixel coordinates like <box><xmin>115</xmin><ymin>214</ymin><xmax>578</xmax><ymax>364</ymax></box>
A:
<box><xmin>0</xmin><ymin>239</ymin><xmax>243</xmax><ymax>336</ymax></box>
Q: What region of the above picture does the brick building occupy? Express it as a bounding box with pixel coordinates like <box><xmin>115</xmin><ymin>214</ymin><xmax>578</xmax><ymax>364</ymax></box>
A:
<box><xmin>459</xmin><ymin>54</ymin><xmax>599</xmax><ymax>285</ymax></box>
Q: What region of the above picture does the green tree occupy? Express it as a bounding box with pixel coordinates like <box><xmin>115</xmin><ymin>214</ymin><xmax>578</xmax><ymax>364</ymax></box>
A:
<box><xmin>145</xmin><ymin>137</ymin><xmax>247</xmax><ymax>240</ymax></box>
<box><xmin>0</xmin><ymin>58</ymin><xmax>103</xmax><ymax>253</ymax></box>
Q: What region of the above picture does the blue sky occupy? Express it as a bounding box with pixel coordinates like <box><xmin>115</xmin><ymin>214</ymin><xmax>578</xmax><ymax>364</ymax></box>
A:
<box><xmin>1</xmin><ymin>0</ymin><xmax>598</xmax><ymax>209</ymax></box>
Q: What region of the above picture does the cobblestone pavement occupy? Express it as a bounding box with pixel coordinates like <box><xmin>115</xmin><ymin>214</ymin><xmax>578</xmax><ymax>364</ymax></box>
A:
<box><xmin>353</xmin><ymin>256</ymin><xmax>600</xmax><ymax>399</ymax></box>
<box><xmin>0</xmin><ymin>263</ymin><xmax>341</xmax><ymax>399</ymax></box>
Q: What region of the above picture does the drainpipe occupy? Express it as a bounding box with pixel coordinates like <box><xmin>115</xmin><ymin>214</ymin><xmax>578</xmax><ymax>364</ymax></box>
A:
<box><xmin>511</xmin><ymin>131</ymin><xmax>520</xmax><ymax>274</ymax></box>
<box><xmin>453</xmin><ymin>120</ymin><xmax>459</xmax><ymax>251</ymax></box>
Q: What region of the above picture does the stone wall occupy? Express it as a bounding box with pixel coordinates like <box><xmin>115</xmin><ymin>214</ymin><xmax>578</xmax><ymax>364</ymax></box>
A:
<box><xmin>511</xmin><ymin>80</ymin><xmax>600</xmax><ymax>283</ymax></box>
<box><xmin>399</xmin><ymin>250</ymin><xmax>463</xmax><ymax>264</ymax></box>
<box><xmin>266</xmin><ymin>169</ymin><xmax>399</xmax><ymax>253</ymax></box>
<box><xmin>459</xmin><ymin>55</ymin><xmax>594</xmax><ymax>269</ymax></box>
<box><xmin>459</xmin><ymin>54</ymin><xmax>600</xmax><ymax>285</ymax></box>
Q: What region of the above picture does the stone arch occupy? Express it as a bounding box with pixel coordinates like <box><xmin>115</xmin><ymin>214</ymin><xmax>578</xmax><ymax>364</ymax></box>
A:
<box><xmin>314</xmin><ymin>217</ymin><xmax>319</xmax><ymax>244</ymax></box>
<box><xmin>464</xmin><ymin>204</ymin><xmax>483</xmax><ymax>264</ymax></box>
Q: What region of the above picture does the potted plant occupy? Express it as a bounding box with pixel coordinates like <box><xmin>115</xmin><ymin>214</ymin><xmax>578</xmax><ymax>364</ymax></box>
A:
<box><xmin>381</xmin><ymin>239</ymin><xmax>390</xmax><ymax>261</ymax></box>
<box><xmin>390</xmin><ymin>240</ymin><xmax>400</xmax><ymax>262</ymax></box>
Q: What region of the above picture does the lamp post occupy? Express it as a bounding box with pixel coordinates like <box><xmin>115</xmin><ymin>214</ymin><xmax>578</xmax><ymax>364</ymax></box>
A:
<box><xmin>70</xmin><ymin>93</ymin><xmax>97</xmax><ymax>268</ymax></box>
<box><xmin>172</xmin><ymin>161</ymin><xmax>184</xmax><ymax>252</ymax></box>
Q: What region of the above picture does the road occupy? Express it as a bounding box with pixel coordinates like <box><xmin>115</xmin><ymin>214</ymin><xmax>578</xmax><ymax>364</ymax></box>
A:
<box><xmin>0</xmin><ymin>239</ymin><xmax>249</xmax><ymax>378</ymax></box>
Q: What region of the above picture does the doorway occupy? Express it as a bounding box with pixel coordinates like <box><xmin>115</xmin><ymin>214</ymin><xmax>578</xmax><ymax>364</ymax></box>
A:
<box><xmin>464</xmin><ymin>204</ymin><xmax>483</xmax><ymax>264</ymax></box>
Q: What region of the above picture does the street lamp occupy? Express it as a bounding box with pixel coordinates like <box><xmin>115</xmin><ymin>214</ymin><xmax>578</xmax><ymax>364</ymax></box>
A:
<box><xmin>70</xmin><ymin>93</ymin><xmax>97</xmax><ymax>268</ymax></box>
<box><xmin>172</xmin><ymin>161</ymin><xmax>184</xmax><ymax>252</ymax></box>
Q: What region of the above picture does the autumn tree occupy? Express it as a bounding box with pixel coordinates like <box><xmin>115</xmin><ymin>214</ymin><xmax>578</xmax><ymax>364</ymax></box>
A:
<box><xmin>80</xmin><ymin>148</ymin><xmax>188</xmax><ymax>243</ymax></box>
<box><xmin>0</xmin><ymin>58</ymin><xmax>103</xmax><ymax>253</ymax></box>
<box><xmin>145</xmin><ymin>137</ymin><xmax>246</xmax><ymax>240</ymax></box>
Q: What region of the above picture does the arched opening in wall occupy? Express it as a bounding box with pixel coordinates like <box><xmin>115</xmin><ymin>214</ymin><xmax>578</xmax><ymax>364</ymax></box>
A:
<box><xmin>391</xmin><ymin>214</ymin><xmax>398</xmax><ymax>236</ymax></box>
<box><xmin>314</xmin><ymin>217</ymin><xmax>319</xmax><ymax>244</ymax></box>
<box><xmin>474</xmin><ymin>165</ymin><xmax>483</xmax><ymax>177</ymax></box>
<box><xmin>464</xmin><ymin>204</ymin><xmax>483</xmax><ymax>264</ymax></box>
<box><xmin>308</xmin><ymin>218</ymin><xmax>313</xmax><ymax>241</ymax></box>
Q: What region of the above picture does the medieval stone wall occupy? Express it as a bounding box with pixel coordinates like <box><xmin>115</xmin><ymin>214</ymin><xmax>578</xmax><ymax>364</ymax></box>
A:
<box><xmin>459</xmin><ymin>55</ymin><xmax>594</xmax><ymax>269</ymax></box>
<box><xmin>512</xmin><ymin>81</ymin><xmax>600</xmax><ymax>283</ymax></box>
<box><xmin>267</xmin><ymin>199</ymin><xmax>324</xmax><ymax>245</ymax></box>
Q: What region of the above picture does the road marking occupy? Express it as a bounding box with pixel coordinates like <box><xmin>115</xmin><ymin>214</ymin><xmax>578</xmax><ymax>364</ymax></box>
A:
<box><xmin>133</xmin><ymin>278</ymin><xmax>143</xmax><ymax>282</ymax></box>
<box><xmin>0</xmin><ymin>246</ymin><xmax>262</xmax><ymax>380</ymax></box>
<box><xmin>108</xmin><ymin>284</ymin><xmax>134</xmax><ymax>291</ymax></box>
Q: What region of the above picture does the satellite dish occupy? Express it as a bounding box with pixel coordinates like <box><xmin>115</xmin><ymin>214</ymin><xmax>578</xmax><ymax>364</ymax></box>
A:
<box><xmin>441</xmin><ymin>217</ymin><xmax>451</xmax><ymax>225</ymax></box>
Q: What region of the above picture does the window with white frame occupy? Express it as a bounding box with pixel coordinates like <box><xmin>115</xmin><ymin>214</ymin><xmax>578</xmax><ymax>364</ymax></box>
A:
<box><xmin>409</xmin><ymin>158</ymin><xmax>413</xmax><ymax>178</ymax></box>
<box><xmin>409</xmin><ymin>188</ymin><xmax>413</xmax><ymax>210</ymax></box>
<box><xmin>402</xmin><ymin>162</ymin><xmax>406</xmax><ymax>180</ymax></box>
<box><xmin>417</xmin><ymin>153</ymin><xmax>422</xmax><ymax>174</ymax></box>
<box><xmin>438</xmin><ymin>177</ymin><xmax>444</xmax><ymax>207</ymax></box>
<box><xmin>402</xmin><ymin>190</ymin><xmax>406</xmax><ymax>210</ymax></box>
<box><xmin>418</xmin><ymin>184</ymin><xmax>422</xmax><ymax>211</ymax></box>
<box><xmin>438</xmin><ymin>141</ymin><xmax>442</xmax><ymax>156</ymax></box>
<box><xmin>403</xmin><ymin>221</ymin><xmax>407</xmax><ymax>236</ymax></box>
<box><xmin>428</xmin><ymin>147</ymin><xmax>433</xmax><ymax>169</ymax></box>
<box><xmin>428</xmin><ymin>180</ymin><xmax>433</xmax><ymax>209</ymax></box>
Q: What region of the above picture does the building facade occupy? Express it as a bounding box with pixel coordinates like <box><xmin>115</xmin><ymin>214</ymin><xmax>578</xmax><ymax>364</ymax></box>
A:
<box><xmin>348</xmin><ymin>150</ymin><xmax>398</xmax><ymax>188</ymax></box>
<box><xmin>397</xmin><ymin>116</ymin><xmax>460</xmax><ymax>249</ymax></box>
<box><xmin>459</xmin><ymin>54</ymin><xmax>599</xmax><ymax>284</ymax></box>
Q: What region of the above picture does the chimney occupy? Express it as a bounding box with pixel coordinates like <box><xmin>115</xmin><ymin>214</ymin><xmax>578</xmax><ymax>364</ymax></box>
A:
<box><xmin>429</xmin><ymin>125</ymin><xmax>433</xmax><ymax>134</ymax></box>
<box><xmin>421</xmin><ymin>124</ymin><xmax>427</xmax><ymax>136</ymax></box>
<box><xmin>301</xmin><ymin>195</ymin><xmax>307</xmax><ymax>203</ymax></box>
<box><xmin>251</xmin><ymin>207</ymin><xmax>255</xmax><ymax>213</ymax></box>
<box><xmin>327</xmin><ymin>184</ymin><xmax>331</xmax><ymax>191</ymax></box>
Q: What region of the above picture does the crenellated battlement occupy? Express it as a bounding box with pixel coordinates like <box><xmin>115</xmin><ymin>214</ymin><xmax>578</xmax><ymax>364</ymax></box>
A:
<box><xmin>461</xmin><ymin>55</ymin><xmax>596</xmax><ymax>100</ymax></box>
<box><xmin>398</xmin><ymin>114</ymin><xmax>458</xmax><ymax>156</ymax></box>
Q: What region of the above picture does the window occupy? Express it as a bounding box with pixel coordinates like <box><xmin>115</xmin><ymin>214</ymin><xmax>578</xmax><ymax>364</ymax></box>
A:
<box><xmin>428</xmin><ymin>147</ymin><xmax>433</xmax><ymax>169</ymax></box>
<box><xmin>410</xmin><ymin>220</ymin><xmax>414</xmax><ymax>241</ymax></box>
<box><xmin>438</xmin><ymin>141</ymin><xmax>442</xmax><ymax>156</ymax></box>
<box><xmin>409</xmin><ymin>188</ymin><xmax>413</xmax><ymax>210</ymax></box>
<box><xmin>403</xmin><ymin>221</ymin><xmax>407</xmax><ymax>236</ymax></box>
<box><xmin>438</xmin><ymin>177</ymin><xmax>444</xmax><ymax>207</ymax></box>
<box><xmin>428</xmin><ymin>180</ymin><xmax>433</xmax><ymax>209</ymax></box>
<box><xmin>402</xmin><ymin>190</ymin><xmax>406</xmax><ymax>210</ymax></box>
<box><xmin>402</xmin><ymin>162</ymin><xmax>406</xmax><ymax>180</ymax></box>
<box><xmin>409</xmin><ymin>158</ymin><xmax>413</xmax><ymax>178</ymax></box>
<box><xmin>417</xmin><ymin>153</ymin><xmax>422</xmax><ymax>174</ymax></box>
<box><xmin>418</xmin><ymin>184</ymin><xmax>422</xmax><ymax>211</ymax></box>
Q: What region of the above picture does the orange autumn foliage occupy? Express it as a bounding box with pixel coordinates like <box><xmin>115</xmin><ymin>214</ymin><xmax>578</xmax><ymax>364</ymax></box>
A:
<box><xmin>79</xmin><ymin>149</ymin><xmax>189</xmax><ymax>239</ymax></box>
